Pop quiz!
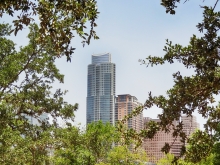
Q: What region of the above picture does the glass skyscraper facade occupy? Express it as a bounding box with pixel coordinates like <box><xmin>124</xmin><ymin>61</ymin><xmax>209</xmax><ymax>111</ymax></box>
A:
<box><xmin>86</xmin><ymin>53</ymin><xmax>116</xmax><ymax>125</ymax></box>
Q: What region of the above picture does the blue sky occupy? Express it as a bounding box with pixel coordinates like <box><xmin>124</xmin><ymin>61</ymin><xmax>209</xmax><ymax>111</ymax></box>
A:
<box><xmin>2</xmin><ymin>1</ymin><xmax>219</xmax><ymax>128</ymax></box>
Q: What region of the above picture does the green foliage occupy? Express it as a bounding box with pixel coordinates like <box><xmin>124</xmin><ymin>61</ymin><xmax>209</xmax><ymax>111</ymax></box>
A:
<box><xmin>213</xmin><ymin>143</ymin><xmax>220</xmax><ymax>165</ymax></box>
<box><xmin>158</xmin><ymin>153</ymin><xmax>215</xmax><ymax>165</ymax></box>
<box><xmin>118</xmin><ymin>1</ymin><xmax>220</xmax><ymax>163</ymax></box>
<box><xmin>157</xmin><ymin>153</ymin><xmax>175</xmax><ymax>165</ymax></box>
<box><xmin>0</xmin><ymin>23</ymin><xmax>77</xmax><ymax>164</ymax></box>
<box><xmin>0</xmin><ymin>0</ymin><xmax>99</xmax><ymax>61</ymax></box>
<box><xmin>212</xmin><ymin>123</ymin><xmax>220</xmax><ymax>165</ymax></box>
<box><xmin>96</xmin><ymin>146</ymin><xmax>148</xmax><ymax>165</ymax></box>
<box><xmin>52</xmin><ymin>121</ymin><xmax>146</xmax><ymax>165</ymax></box>
<box><xmin>141</xmin><ymin>4</ymin><xmax>220</xmax><ymax>135</ymax></box>
<box><xmin>84</xmin><ymin>121</ymin><xmax>120</xmax><ymax>164</ymax></box>
<box><xmin>52</xmin><ymin>126</ymin><xmax>90</xmax><ymax>165</ymax></box>
<box><xmin>160</xmin><ymin>0</ymin><xmax>219</xmax><ymax>15</ymax></box>
<box><xmin>185</xmin><ymin>130</ymin><xmax>214</xmax><ymax>163</ymax></box>
<box><xmin>182</xmin><ymin>130</ymin><xmax>214</xmax><ymax>163</ymax></box>
<box><xmin>53</xmin><ymin>121</ymin><xmax>120</xmax><ymax>165</ymax></box>
<box><xmin>160</xmin><ymin>0</ymin><xmax>181</xmax><ymax>14</ymax></box>
<box><xmin>141</xmin><ymin>3</ymin><xmax>220</xmax><ymax>157</ymax></box>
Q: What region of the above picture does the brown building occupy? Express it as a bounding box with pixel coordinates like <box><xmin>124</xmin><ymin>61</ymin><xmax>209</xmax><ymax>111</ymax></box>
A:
<box><xmin>115</xmin><ymin>94</ymin><xmax>143</xmax><ymax>132</ymax></box>
<box><xmin>143</xmin><ymin>116</ymin><xmax>200</xmax><ymax>162</ymax></box>
<box><xmin>181</xmin><ymin>115</ymin><xmax>200</xmax><ymax>138</ymax></box>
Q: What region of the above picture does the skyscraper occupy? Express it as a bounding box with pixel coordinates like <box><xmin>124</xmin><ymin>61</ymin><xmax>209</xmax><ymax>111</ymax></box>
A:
<box><xmin>115</xmin><ymin>94</ymin><xmax>143</xmax><ymax>132</ymax></box>
<box><xmin>181</xmin><ymin>115</ymin><xmax>200</xmax><ymax>137</ymax></box>
<box><xmin>86</xmin><ymin>53</ymin><xmax>116</xmax><ymax>125</ymax></box>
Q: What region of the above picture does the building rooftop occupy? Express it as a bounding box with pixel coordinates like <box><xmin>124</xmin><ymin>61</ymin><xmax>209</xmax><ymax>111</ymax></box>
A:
<box><xmin>92</xmin><ymin>53</ymin><xmax>111</xmax><ymax>64</ymax></box>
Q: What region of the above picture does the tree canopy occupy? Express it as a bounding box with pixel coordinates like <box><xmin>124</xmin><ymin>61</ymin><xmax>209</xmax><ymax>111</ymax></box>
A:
<box><xmin>52</xmin><ymin>121</ymin><xmax>122</xmax><ymax>165</ymax></box>
<box><xmin>1</xmin><ymin>0</ymin><xmax>220</xmax><ymax>164</ymax></box>
<box><xmin>0</xmin><ymin>22</ymin><xmax>78</xmax><ymax>164</ymax></box>
<box><xmin>119</xmin><ymin>0</ymin><xmax>220</xmax><ymax>163</ymax></box>
<box><xmin>0</xmin><ymin>0</ymin><xmax>99</xmax><ymax>61</ymax></box>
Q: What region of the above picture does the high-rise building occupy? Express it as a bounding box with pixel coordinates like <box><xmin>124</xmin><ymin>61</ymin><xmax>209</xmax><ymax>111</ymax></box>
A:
<box><xmin>181</xmin><ymin>115</ymin><xmax>200</xmax><ymax>137</ymax></box>
<box><xmin>143</xmin><ymin>115</ymin><xmax>200</xmax><ymax>162</ymax></box>
<box><xmin>115</xmin><ymin>94</ymin><xmax>143</xmax><ymax>132</ymax></box>
<box><xmin>86</xmin><ymin>53</ymin><xmax>116</xmax><ymax>125</ymax></box>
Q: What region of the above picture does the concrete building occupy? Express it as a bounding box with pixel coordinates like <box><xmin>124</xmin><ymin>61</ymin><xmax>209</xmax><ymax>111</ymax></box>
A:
<box><xmin>143</xmin><ymin>116</ymin><xmax>199</xmax><ymax>162</ymax></box>
<box><xmin>86</xmin><ymin>53</ymin><xmax>116</xmax><ymax>125</ymax></box>
<box><xmin>115</xmin><ymin>94</ymin><xmax>143</xmax><ymax>132</ymax></box>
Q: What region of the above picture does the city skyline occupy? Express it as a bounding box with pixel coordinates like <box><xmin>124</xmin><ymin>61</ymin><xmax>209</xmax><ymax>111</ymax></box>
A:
<box><xmin>3</xmin><ymin>1</ymin><xmax>217</xmax><ymax>128</ymax></box>
<box><xmin>0</xmin><ymin>1</ymin><xmax>219</xmax><ymax>164</ymax></box>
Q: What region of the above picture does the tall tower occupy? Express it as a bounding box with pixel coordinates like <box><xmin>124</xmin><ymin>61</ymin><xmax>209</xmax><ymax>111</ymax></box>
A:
<box><xmin>86</xmin><ymin>53</ymin><xmax>116</xmax><ymax>125</ymax></box>
<box><xmin>115</xmin><ymin>94</ymin><xmax>143</xmax><ymax>132</ymax></box>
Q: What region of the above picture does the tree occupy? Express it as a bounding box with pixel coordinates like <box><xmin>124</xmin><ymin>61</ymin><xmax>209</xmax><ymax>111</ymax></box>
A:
<box><xmin>119</xmin><ymin>0</ymin><xmax>220</xmax><ymax>162</ymax></box>
<box><xmin>179</xmin><ymin>155</ymin><xmax>215</xmax><ymax>165</ymax></box>
<box><xmin>157</xmin><ymin>153</ymin><xmax>176</xmax><ymax>165</ymax></box>
<box><xmin>213</xmin><ymin>143</ymin><xmax>220</xmax><ymax>165</ymax></box>
<box><xmin>0</xmin><ymin>0</ymin><xmax>99</xmax><ymax>61</ymax></box>
<box><xmin>0</xmin><ymin>23</ymin><xmax>77</xmax><ymax>164</ymax></box>
<box><xmin>144</xmin><ymin>0</ymin><xmax>220</xmax><ymax>161</ymax></box>
<box><xmin>160</xmin><ymin>0</ymin><xmax>182</xmax><ymax>14</ymax></box>
<box><xmin>185</xmin><ymin>130</ymin><xmax>214</xmax><ymax>163</ymax></box>
<box><xmin>158</xmin><ymin>153</ymin><xmax>214</xmax><ymax>165</ymax></box>
<box><xmin>212</xmin><ymin>123</ymin><xmax>220</xmax><ymax>165</ymax></box>
<box><xmin>52</xmin><ymin>121</ymin><xmax>120</xmax><ymax>165</ymax></box>
<box><xmin>160</xmin><ymin>0</ymin><xmax>219</xmax><ymax>14</ymax></box>
<box><xmin>52</xmin><ymin>126</ymin><xmax>89</xmax><ymax>165</ymax></box>
<box><xmin>95</xmin><ymin>146</ymin><xmax>148</xmax><ymax>165</ymax></box>
<box><xmin>85</xmin><ymin>121</ymin><xmax>120</xmax><ymax>164</ymax></box>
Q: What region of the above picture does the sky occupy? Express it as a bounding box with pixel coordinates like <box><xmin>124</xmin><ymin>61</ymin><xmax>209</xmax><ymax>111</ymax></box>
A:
<box><xmin>2</xmin><ymin>0</ymin><xmax>219</xmax><ymax>129</ymax></box>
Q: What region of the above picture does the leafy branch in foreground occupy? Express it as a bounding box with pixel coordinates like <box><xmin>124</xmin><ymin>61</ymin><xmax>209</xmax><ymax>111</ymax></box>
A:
<box><xmin>0</xmin><ymin>23</ymin><xmax>77</xmax><ymax>164</ymax></box>
<box><xmin>0</xmin><ymin>0</ymin><xmax>99</xmax><ymax>61</ymax></box>
<box><xmin>143</xmin><ymin>5</ymin><xmax>220</xmax><ymax>162</ymax></box>
<box><xmin>161</xmin><ymin>0</ymin><xmax>219</xmax><ymax>14</ymax></box>
<box><xmin>119</xmin><ymin>3</ymin><xmax>220</xmax><ymax>163</ymax></box>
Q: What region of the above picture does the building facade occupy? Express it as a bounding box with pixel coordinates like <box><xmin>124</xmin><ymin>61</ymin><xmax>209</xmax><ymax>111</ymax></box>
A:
<box><xmin>181</xmin><ymin>115</ymin><xmax>200</xmax><ymax>137</ymax></box>
<box><xmin>143</xmin><ymin>116</ymin><xmax>199</xmax><ymax>162</ymax></box>
<box><xmin>115</xmin><ymin>94</ymin><xmax>143</xmax><ymax>132</ymax></box>
<box><xmin>86</xmin><ymin>53</ymin><xmax>116</xmax><ymax>125</ymax></box>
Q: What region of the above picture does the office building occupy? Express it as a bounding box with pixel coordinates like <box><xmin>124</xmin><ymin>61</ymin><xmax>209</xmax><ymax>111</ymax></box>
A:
<box><xmin>143</xmin><ymin>115</ymin><xmax>199</xmax><ymax>162</ymax></box>
<box><xmin>181</xmin><ymin>115</ymin><xmax>200</xmax><ymax>137</ymax></box>
<box><xmin>86</xmin><ymin>53</ymin><xmax>116</xmax><ymax>125</ymax></box>
<box><xmin>115</xmin><ymin>94</ymin><xmax>143</xmax><ymax>132</ymax></box>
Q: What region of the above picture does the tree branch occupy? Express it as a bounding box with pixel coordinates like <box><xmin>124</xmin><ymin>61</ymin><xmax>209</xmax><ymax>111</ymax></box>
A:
<box><xmin>213</xmin><ymin>0</ymin><xmax>219</xmax><ymax>11</ymax></box>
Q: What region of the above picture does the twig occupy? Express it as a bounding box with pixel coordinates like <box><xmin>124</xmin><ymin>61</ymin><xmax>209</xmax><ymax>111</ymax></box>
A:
<box><xmin>213</xmin><ymin>0</ymin><xmax>219</xmax><ymax>11</ymax></box>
